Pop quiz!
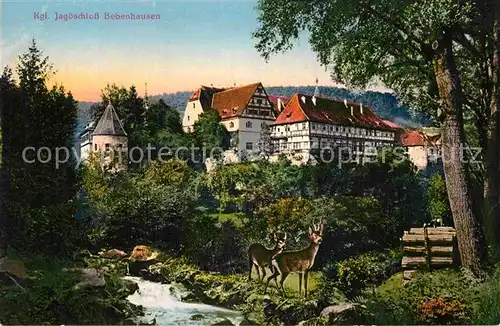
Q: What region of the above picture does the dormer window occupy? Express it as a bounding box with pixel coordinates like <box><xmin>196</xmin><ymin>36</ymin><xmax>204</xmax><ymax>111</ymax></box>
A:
<box><xmin>286</xmin><ymin>113</ymin><xmax>292</xmax><ymax>119</ymax></box>
<box><xmin>222</xmin><ymin>110</ymin><xmax>228</xmax><ymax>116</ymax></box>
<box><xmin>232</xmin><ymin>107</ymin><xmax>238</xmax><ymax>113</ymax></box>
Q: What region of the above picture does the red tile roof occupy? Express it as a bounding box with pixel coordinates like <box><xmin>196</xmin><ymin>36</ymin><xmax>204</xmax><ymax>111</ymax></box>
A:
<box><xmin>382</xmin><ymin>119</ymin><xmax>403</xmax><ymax>130</ymax></box>
<box><xmin>400</xmin><ymin>130</ymin><xmax>441</xmax><ymax>147</ymax></box>
<box><xmin>188</xmin><ymin>86</ymin><xmax>226</xmax><ymax>111</ymax></box>
<box><xmin>211</xmin><ymin>82</ymin><xmax>261</xmax><ymax>119</ymax></box>
<box><xmin>268</xmin><ymin>95</ymin><xmax>290</xmax><ymax>113</ymax></box>
<box><xmin>274</xmin><ymin>94</ymin><xmax>393</xmax><ymax>130</ymax></box>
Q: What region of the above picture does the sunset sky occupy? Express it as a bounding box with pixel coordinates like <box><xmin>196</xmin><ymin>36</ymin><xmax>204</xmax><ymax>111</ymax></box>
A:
<box><xmin>2</xmin><ymin>0</ymin><xmax>390</xmax><ymax>101</ymax></box>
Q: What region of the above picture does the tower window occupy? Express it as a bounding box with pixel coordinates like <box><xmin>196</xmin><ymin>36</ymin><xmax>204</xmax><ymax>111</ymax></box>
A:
<box><xmin>188</xmin><ymin>116</ymin><xmax>190</xmax><ymax>121</ymax></box>
<box><xmin>192</xmin><ymin>103</ymin><xmax>195</xmax><ymax>108</ymax></box>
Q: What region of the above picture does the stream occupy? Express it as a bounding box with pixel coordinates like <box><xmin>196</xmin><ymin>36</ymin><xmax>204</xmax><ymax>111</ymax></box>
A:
<box><xmin>124</xmin><ymin>277</ymin><xmax>244</xmax><ymax>326</ymax></box>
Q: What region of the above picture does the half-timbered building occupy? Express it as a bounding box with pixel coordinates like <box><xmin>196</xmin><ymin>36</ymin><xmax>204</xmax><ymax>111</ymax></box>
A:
<box><xmin>270</xmin><ymin>94</ymin><xmax>397</xmax><ymax>164</ymax></box>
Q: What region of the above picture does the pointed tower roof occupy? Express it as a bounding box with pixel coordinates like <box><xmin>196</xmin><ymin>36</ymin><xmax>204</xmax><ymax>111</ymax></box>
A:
<box><xmin>93</xmin><ymin>103</ymin><xmax>127</xmax><ymax>136</ymax></box>
<box><xmin>313</xmin><ymin>78</ymin><xmax>320</xmax><ymax>98</ymax></box>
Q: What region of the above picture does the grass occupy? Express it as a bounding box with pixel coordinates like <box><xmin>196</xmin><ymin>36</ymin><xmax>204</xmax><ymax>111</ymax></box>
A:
<box><xmin>249</xmin><ymin>267</ymin><xmax>321</xmax><ymax>296</ymax></box>
<box><xmin>209</xmin><ymin>212</ymin><xmax>246</xmax><ymax>228</ymax></box>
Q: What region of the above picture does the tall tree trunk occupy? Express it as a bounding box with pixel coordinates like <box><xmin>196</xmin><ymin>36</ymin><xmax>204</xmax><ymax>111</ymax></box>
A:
<box><xmin>486</xmin><ymin>6</ymin><xmax>500</xmax><ymax>247</ymax></box>
<box><xmin>434</xmin><ymin>33</ymin><xmax>485</xmax><ymax>275</ymax></box>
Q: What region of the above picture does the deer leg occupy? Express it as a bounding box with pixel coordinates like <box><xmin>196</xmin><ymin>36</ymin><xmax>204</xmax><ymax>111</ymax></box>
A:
<box><xmin>248</xmin><ymin>256</ymin><xmax>253</xmax><ymax>281</ymax></box>
<box><xmin>260</xmin><ymin>266</ymin><xmax>266</xmax><ymax>282</ymax></box>
<box><xmin>255</xmin><ymin>264</ymin><xmax>261</xmax><ymax>280</ymax></box>
<box><xmin>280</xmin><ymin>272</ymin><xmax>290</xmax><ymax>298</ymax></box>
<box><xmin>298</xmin><ymin>272</ymin><xmax>303</xmax><ymax>298</ymax></box>
<box><xmin>265</xmin><ymin>268</ymin><xmax>280</xmax><ymax>294</ymax></box>
<box><xmin>304</xmin><ymin>270</ymin><xmax>309</xmax><ymax>298</ymax></box>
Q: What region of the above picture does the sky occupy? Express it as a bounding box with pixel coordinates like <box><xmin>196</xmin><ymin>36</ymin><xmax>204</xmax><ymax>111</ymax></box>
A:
<box><xmin>1</xmin><ymin>0</ymin><xmax>391</xmax><ymax>101</ymax></box>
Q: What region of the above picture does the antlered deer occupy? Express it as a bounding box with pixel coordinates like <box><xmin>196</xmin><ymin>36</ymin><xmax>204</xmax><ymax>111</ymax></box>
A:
<box><xmin>248</xmin><ymin>232</ymin><xmax>287</xmax><ymax>282</ymax></box>
<box><xmin>265</xmin><ymin>220</ymin><xmax>324</xmax><ymax>297</ymax></box>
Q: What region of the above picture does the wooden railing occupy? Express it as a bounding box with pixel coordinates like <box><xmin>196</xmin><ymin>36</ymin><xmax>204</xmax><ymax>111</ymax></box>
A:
<box><xmin>401</xmin><ymin>226</ymin><xmax>457</xmax><ymax>284</ymax></box>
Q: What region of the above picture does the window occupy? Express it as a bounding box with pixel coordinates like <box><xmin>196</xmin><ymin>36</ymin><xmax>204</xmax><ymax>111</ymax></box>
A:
<box><xmin>229</xmin><ymin>122</ymin><xmax>234</xmax><ymax>128</ymax></box>
<box><xmin>187</xmin><ymin>116</ymin><xmax>190</xmax><ymax>121</ymax></box>
<box><xmin>261</xmin><ymin>122</ymin><xmax>267</xmax><ymax>128</ymax></box>
<box><xmin>94</xmin><ymin>144</ymin><xmax>97</xmax><ymax>150</ymax></box>
<box><xmin>246</xmin><ymin>121</ymin><xmax>253</xmax><ymax>128</ymax></box>
<box><xmin>302</xmin><ymin>123</ymin><xmax>306</xmax><ymax>130</ymax></box>
<box><xmin>192</xmin><ymin>103</ymin><xmax>195</xmax><ymax>108</ymax></box>
<box><xmin>312</xmin><ymin>123</ymin><xmax>316</xmax><ymax>130</ymax></box>
<box><xmin>105</xmin><ymin>143</ymin><xmax>110</xmax><ymax>151</ymax></box>
<box><xmin>246</xmin><ymin>142</ymin><xmax>253</xmax><ymax>150</ymax></box>
<box><xmin>256</xmin><ymin>99</ymin><xmax>262</xmax><ymax>105</ymax></box>
<box><xmin>248</xmin><ymin>109</ymin><xmax>258</xmax><ymax>115</ymax></box>
<box><xmin>116</xmin><ymin>144</ymin><xmax>123</xmax><ymax>151</ymax></box>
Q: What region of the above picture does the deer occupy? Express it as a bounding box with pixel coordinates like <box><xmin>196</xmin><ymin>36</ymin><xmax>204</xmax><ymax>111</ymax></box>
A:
<box><xmin>264</xmin><ymin>220</ymin><xmax>324</xmax><ymax>298</ymax></box>
<box><xmin>248</xmin><ymin>232</ymin><xmax>287</xmax><ymax>282</ymax></box>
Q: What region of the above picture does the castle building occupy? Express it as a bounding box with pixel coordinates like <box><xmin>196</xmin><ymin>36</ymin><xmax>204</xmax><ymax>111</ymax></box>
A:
<box><xmin>182</xmin><ymin>82</ymin><xmax>277</xmax><ymax>159</ymax></box>
<box><xmin>269</xmin><ymin>94</ymin><xmax>397</xmax><ymax>164</ymax></box>
<box><xmin>79</xmin><ymin>103</ymin><xmax>128</xmax><ymax>169</ymax></box>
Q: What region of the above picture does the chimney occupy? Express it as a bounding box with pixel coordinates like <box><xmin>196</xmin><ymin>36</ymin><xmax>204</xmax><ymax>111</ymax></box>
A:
<box><xmin>350</xmin><ymin>106</ymin><xmax>354</xmax><ymax>116</ymax></box>
<box><xmin>277</xmin><ymin>98</ymin><xmax>282</xmax><ymax>112</ymax></box>
<box><xmin>312</xmin><ymin>96</ymin><xmax>317</xmax><ymax>106</ymax></box>
<box><xmin>301</xmin><ymin>95</ymin><xmax>306</xmax><ymax>104</ymax></box>
<box><xmin>360</xmin><ymin>103</ymin><xmax>364</xmax><ymax>115</ymax></box>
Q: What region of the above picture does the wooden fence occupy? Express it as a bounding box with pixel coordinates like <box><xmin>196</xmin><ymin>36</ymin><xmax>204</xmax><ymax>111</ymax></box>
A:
<box><xmin>402</xmin><ymin>226</ymin><xmax>457</xmax><ymax>283</ymax></box>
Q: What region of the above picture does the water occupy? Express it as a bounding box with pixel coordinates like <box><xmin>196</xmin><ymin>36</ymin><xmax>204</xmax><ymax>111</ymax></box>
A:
<box><xmin>124</xmin><ymin>277</ymin><xmax>244</xmax><ymax>326</ymax></box>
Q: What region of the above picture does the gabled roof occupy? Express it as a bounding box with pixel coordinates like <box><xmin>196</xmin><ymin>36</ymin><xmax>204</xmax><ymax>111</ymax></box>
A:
<box><xmin>400</xmin><ymin>130</ymin><xmax>441</xmax><ymax>147</ymax></box>
<box><xmin>268</xmin><ymin>95</ymin><xmax>290</xmax><ymax>113</ymax></box>
<box><xmin>211</xmin><ymin>82</ymin><xmax>261</xmax><ymax>119</ymax></box>
<box><xmin>274</xmin><ymin>94</ymin><xmax>393</xmax><ymax>130</ymax></box>
<box><xmin>92</xmin><ymin>103</ymin><xmax>127</xmax><ymax>136</ymax></box>
<box><xmin>188</xmin><ymin>86</ymin><xmax>226</xmax><ymax>111</ymax></box>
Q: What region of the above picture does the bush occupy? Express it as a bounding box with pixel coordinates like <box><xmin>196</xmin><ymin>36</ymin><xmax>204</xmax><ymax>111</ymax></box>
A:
<box><xmin>417</xmin><ymin>297</ymin><xmax>468</xmax><ymax>325</ymax></box>
<box><xmin>321</xmin><ymin>250</ymin><xmax>401</xmax><ymax>299</ymax></box>
<box><xmin>473</xmin><ymin>265</ymin><xmax>500</xmax><ymax>324</ymax></box>
<box><xmin>366</xmin><ymin>269</ymin><xmax>477</xmax><ymax>324</ymax></box>
<box><xmin>182</xmin><ymin>215</ymin><xmax>248</xmax><ymax>274</ymax></box>
<box><xmin>89</xmin><ymin>177</ymin><xmax>194</xmax><ymax>251</ymax></box>
<box><xmin>16</xmin><ymin>202</ymin><xmax>89</xmax><ymax>256</ymax></box>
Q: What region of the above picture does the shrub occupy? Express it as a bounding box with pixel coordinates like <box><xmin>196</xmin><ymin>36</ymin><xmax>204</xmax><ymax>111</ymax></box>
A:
<box><xmin>473</xmin><ymin>265</ymin><xmax>500</xmax><ymax>324</ymax></box>
<box><xmin>321</xmin><ymin>250</ymin><xmax>401</xmax><ymax>299</ymax></box>
<box><xmin>183</xmin><ymin>215</ymin><xmax>248</xmax><ymax>274</ymax></box>
<box><xmin>17</xmin><ymin>202</ymin><xmax>89</xmax><ymax>256</ymax></box>
<box><xmin>89</xmin><ymin>177</ymin><xmax>194</xmax><ymax>251</ymax></box>
<box><xmin>417</xmin><ymin>297</ymin><xmax>468</xmax><ymax>325</ymax></box>
<box><xmin>366</xmin><ymin>269</ymin><xmax>477</xmax><ymax>324</ymax></box>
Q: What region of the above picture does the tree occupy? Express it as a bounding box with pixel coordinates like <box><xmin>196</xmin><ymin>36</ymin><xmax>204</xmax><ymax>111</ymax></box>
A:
<box><xmin>254</xmin><ymin>0</ymin><xmax>485</xmax><ymax>274</ymax></box>
<box><xmin>1</xmin><ymin>40</ymin><xmax>78</xmax><ymax>250</ymax></box>
<box><xmin>192</xmin><ymin>109</ymin><xmax>230</xmax><ymax>162</ymax></box>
